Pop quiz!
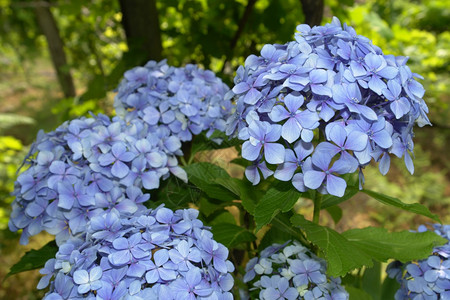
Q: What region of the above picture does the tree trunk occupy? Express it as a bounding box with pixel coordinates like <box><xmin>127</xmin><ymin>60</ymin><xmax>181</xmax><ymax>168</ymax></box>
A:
<box><xmin>300</xmin><ymin>0</ymin><xmax>324</xmax><ymax>26</ymax></box>
<box><xmin>119</xmin><ymin>0</ymin><xmax>163</xmax><ymax>63</ymax></box>
<box><xmin>34</xmin><ymin>2</ymin><xmax>76</xmax><ymax>98</ymax></box>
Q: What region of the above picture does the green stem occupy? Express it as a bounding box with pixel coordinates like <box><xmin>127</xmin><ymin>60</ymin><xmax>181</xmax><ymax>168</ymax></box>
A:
<box><xmin>312</xmin><ymin>193</ymin><xmax>322</xmax><ymax>224</ymax></box>
<box><xmin>179</xmin><ymin>156</ymin><xmax>188</xmax><ymax>167</ymax></box>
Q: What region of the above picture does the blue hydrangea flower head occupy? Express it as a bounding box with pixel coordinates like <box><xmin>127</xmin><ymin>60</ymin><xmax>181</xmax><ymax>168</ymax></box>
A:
<box><xmin>226</xmin><ymin>17</ymin><xmax>429</xmax><ymax>197</ymax></box>
<box><xmin>387</xmin><ymin>224</ymin><xmax>450</xmax><ymax>299</ymax></box>
<box><xmin>38</xmin><ymin>206</ymin><xmax>234</xmax><ymax>299</ymax></box>
<box><xmin>114</xmin><ymin>60</ymin><xmax>233</xmax><ymax>142</ymax></box>
<box><xmin>244</xmin><ymin>240</ymin><xmax>348</xmax><ymax>299</ymax></box>
<box><xmin>9</xmin><ymin>114</ymin><xmax>186</xmax><ymax>245</ymax></box>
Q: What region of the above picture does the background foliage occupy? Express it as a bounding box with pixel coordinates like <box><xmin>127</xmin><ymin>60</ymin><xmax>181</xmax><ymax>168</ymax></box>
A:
<box><xmin>0</xmin><ymin>0</ymin><xmax>448</xmax><ymax>298</ymax></box>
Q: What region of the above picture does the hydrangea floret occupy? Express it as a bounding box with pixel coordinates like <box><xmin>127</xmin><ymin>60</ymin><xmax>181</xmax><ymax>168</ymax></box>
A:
<box><xmin>387</xmin><ymin>224</ymin><xmax>450</xmax><ymax>299</ymax></box>
<box><xmin>9</xmin><ymin>114</ymin><xmax>186</xmax><ymax>245</ymax></box>
<box><xmin>38</xmin><ymin>205</ymin><xmax>235</xmax><ymax>299</ymax></box>
<box><xmin>114</xmin><ymin>60</ymin><xmax>233</xmax><ymax>142</ymax></box>
<box><xmin>244</xmin><ymin>240</ymin><xmax>348</xmax><ymax>300</ymax></box>
<box><xmin>226</xmin><ymin>17</ymin><xmax>429</xmax><ymax>197</ymax></box>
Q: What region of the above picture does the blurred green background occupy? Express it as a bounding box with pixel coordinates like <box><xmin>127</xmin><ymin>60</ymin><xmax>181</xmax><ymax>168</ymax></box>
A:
<box><xmin>0</xmin><ymin>0</ymin><xmax>448</xmax><ymax>298</ymax></box>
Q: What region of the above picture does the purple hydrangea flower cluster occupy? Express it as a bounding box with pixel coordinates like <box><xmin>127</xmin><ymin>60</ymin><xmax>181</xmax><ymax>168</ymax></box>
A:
<box><xmin>9</xmin><ymin>114</ymin><xmax>186</xmax><ymax>245</ymax></box>
<box><xmin>387</xmin><ymin>224</ymin><xmax>450</xmax><ymax>299</ymax></box>
<box><xmin>226</xmin><ymin>17</ymin><xmax>429</xmax><ymax>197</ymax></box>
<box><xmin>244</xmin><ymin>240</ymin><xmax>348</xmax><ymax>300</ymax></box>
<box><xmin>38</xmin><ymin>206</ymin><xmax>234</xmax><ymax>300</ymax></box>
<box><xmin>114</xmin><ymin>60</ymin><xmax>233</xmax><ymax>142</ymax></box>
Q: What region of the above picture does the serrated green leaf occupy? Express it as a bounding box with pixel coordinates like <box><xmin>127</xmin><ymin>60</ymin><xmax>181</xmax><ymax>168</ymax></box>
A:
<box><xmin>184</xmin><ymin>162</ymin><xmax>237</xmax><ymax>202</ymax></box>
<box><xmin>255</xmin><ymin>182</ymin><xmax>301</xmax><ymax>231</ymax></box>
<box><xmin>7</xmin><ymin>241</ymin><xmax>57</xmax><ymax>278</ymax></box>
<box><xmin>214</xmin><ymin>177</ymin><xmax>242</xmax><ymax>197</ymax></box>
<box><xmin>342</xmin><ymin>227</ymin><xmax>447</xmax><ymax>262</ymax></box>
<box><xmin>211</xmin><ymin>223</ymin><xmax>256</xmax><ymax>248</ymax></box>
<box><xmin>290</xmin><ymin>214</ymin><xmax>373</xmax><ymax>277</ymax></box>
<box><xmin>361</xmin><ymin>189</ymin><xmax>441</xmax><ymax>222</ymax></box>
<box><xmin>291</xmin><ymin>215</ymin><xmax>447</xmax><ymax>277</ymax></box>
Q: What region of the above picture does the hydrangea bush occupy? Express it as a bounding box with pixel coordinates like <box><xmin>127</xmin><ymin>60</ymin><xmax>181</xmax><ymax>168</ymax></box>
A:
<box><xmin>226</xmin><ymin>17</ymin><xmax>429</xmax><ymax>197</ymax></box>
<box><xmin>6</xmin><ymin>18</ymin><xmax>447</xmax><ymax>300</ymax></box>
<box><xmin>114</xmin><ymin>60</ymin><xmax>233</xmax><ymax>142</ymax></box>
<box><xmin>387</xmin><ymin>224</ymin><xmax>450</xmax><ymax>299</ymax></box>
<box><xmin>244</xmin><ymin>241</ymin><xmax>348</xmax><ymax>300</ymax></box>
<box><xmin>38</xmin><ymin>206</ymin><xmax>234</xmax><ymax>299</ymax></box>
<box><xmin>8</xmin><ymin>115</ymin><xmax>186</xmax><ymax>245</ymax></box>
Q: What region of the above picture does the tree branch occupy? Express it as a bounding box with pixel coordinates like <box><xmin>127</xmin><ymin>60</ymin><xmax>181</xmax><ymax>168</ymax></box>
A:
<box><xmin>299</xmin><ymin>0</ymin><xmax>324</xmax><ymax>26</ymax></box>
<box><xmin>119</xmin><ymin>0</ymin><xmax>162</xmax><ymax>64</ymax></box>
<box><xmin>34</xmin><ymin>1</ymin><xmax>76</xmax><ymax>98</ymax></box>
<box><xmin>221</xmin><ymin>0</ymin><xmax>258</xmax><ymax>73</ymax></box>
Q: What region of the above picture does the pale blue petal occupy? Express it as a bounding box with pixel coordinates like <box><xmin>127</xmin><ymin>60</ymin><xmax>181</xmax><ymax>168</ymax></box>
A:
<box><xmin>242</xmin><ymin>141</ymin><xmax>261</xmax><ymax>162</ymax></box>
<box><xmin>304</xmin><ymin>170</ymin><xmax>325</xmax><ymax>189</ymax></box>
<box><xmin>326</xmin><ymin>175</ymin><xmax>347</xmax><ymax>197</ymax></box>
<box><xmin>264</xmin><ymin>143</ymin><xmax>285</xmax><ymax>164</ymax></box>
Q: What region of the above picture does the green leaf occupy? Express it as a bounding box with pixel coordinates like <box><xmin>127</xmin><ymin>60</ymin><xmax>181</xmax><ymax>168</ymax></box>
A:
<box><xmin>6</xmin><ymin>241</ymin><xmax>57</xmax><ymax>278</ymax></box>
<box><xmin>325</xmin><ymin>205</ymin><xmax>343</xmax><ymax>224</ymax></box>
<box><xmin>207</xmin><ymin>211</ymin><xmax>237</xmax><ymax>226</ymax></box>
<box><xmin>362</xmin><ymin>261</ymin><xmax>381</xmax><ymax>300</ymax></box>
<box><xmin>236</xmin><ymin>179</ymin><xmax>261</xmax><ymax>215</ymax></box>
<box><xmin>342</xmin><ymin>227</ymin><xmax>447</xmax><ymax>262</ymax></box>
<box><xmin>259</xmin><ymin>213</ymin><xmax>297</xmax><ymax>250</ymax></box>
<box><xmin>255</xmin><ymin>182</ymin><xmax>301</xmax><ymax>231</ymax></box>
<box><xmin>321</xmin><ymin>173</ymin><xmax>358</xmax><ymax>209</ymax></box>
<box><xmin>290</xmin><ymin>214</ymin><xmax>373</xmax><ymax>277</ymax></box>
<box><xmin>190</xmin><ymin>131</ymin><xmax>241</xmax><ymax>157</ymax></box>
<box><xmin>214</xmin><ymin>177</ymin><xmax>242</xmax><ymax>197</ymax></box>
<box><xmin>361</xmin><ymin>189</ymin><xmax>441</xmax><ymax>223</ymax></box>
<box><xmin>198</xmin><ymin>196</ymin><xmax>222</xmax><ymax>217</ymax></box>
<box><xmin>380</xmin><ymin>275</ymin><xmax>401</xmax><ymax>300</ymax></box>
<box><xmin>230</xmin><ymin>158</ymin><xmax>250</xmax><ymax>168</ymax></box>
<box><xmin>211</xmin><ymin>223</ymin><xmax>256</xmax><ymax>248</ymax></box>
<box><xmin>345</xmin><ymin>286</ymin><xmax>373</xmax><ymax>300</ymax></box>
<box><xmin>151</xmin><ymin>177</ymin><xmax>200</xmax><ymax>210</ymax></box>
<box><xmin>184</xmin><ymin>162</ymin><xmax>237</xmax><ymax>202</ymax></box>
<box><xmin>321</xmin><ymin>186</ymin><xmax>359</xmax><ymax>209</ymax></box>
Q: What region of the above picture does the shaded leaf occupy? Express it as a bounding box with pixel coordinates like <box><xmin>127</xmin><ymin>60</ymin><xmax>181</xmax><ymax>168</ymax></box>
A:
<box><xmin>346</xmin><ymin>286</ymin><xmax>373</xmax><ymax>300</ymax></box>
<box><xmin>7</xmin><ymin>241</ymin><xmax>57</xmax><ymax>278</ymax></box>
<box><xmin>184</xmin><ymin>162</ymin><xmax>237</xmax><ymax>202</ymax></box>
<box><xmin>236</xmin><ymin>179</ymin><xmax>261</xmax><ymax>215</ymax></box>
<box><xmin>190</xmin><ymin>131</ymin><xmax>241</xmax><ymax>157</ymax></box>
<box><xmin>211</xmin><ymin>223</ymin><xmax>256</xmax><ymax>248</ymax></box>
<box><xmin>342</xmin><ymin>227</ymin><xmax>447</xmax><ymax>262</ymax></box>
<box><xmin>325</xmin><ymin>205</ymin><xmax>343</xmax><ymax>224</ymax></box>
<box><xmin>214</xmin><ymin>177</ymin><xmax>242</xmax><ymax>197</ymax></box>
<box><xmin>380</xmin><ymin>275</ymin><xmax>401</xmax><ymax>300</ymax></box>
<box><xmin>362</xmin><ymin>261</ymin><xmax>381</xmax><ymax>300</ymax></box>
<box><xmin>151</xmin><ymin>177</ymin><xmax>200</xmax><ymax>210</ymax></box>
<box><xmin>290</xmin><ymin>214</ymin><xmax>373</xmax><ymax>277</ymax></box>
<box><xmin>321</xmin><ymin>186</ymin><xmax>359</xmax><ymax>209</ymax></box>
<box><xmin>255</xmin><ymin>182</ymin><xmax>301</xmax><ymax>231</ymax></box>
<box><xmin>361</xmin><ymin>189</ymin><xmax>441</xmax><ymax>222</ymax></box>
<box><xmin>259</xmin><ymin>213</ymin><xmax>297</xmax><ymax>250</ymax></box>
